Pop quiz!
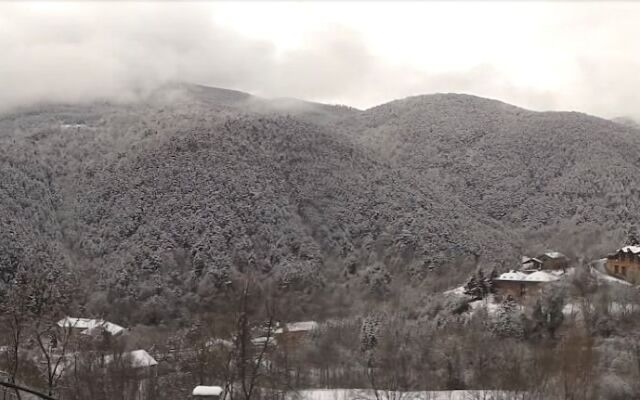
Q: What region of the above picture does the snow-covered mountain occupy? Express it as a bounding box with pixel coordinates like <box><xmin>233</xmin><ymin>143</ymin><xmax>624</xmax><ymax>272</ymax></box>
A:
<box><xmin>1</xmin><ymin>84</ymin><xmax>638</xmax><ymax>321</ymax></box>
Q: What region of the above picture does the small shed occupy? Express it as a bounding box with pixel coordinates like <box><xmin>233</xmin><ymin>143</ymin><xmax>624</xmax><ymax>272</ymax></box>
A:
<box><xmin>606</xmin><ymin>245</ymin><xmax>640</xmax><ymax>282</ymax></box>
<box><xmin>192</xmin><ymin>386</ymin><xmax>223</xmax><ymax>399</ymax></box>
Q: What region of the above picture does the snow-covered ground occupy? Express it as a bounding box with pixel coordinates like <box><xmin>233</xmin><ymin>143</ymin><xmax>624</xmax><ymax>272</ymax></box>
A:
<box><xmin>468</xmin><ymin>297</ymin><xmax>502</xmax><ymax>315</ymax></box>
<box><xmin>294</xmin><ymin>389</ymin><xmax>518</xmax><ymax>400</ymax></box>
<box><xmin>443</xmin><ymin>286</ymin><xmax>465</xmax><ymax>296</ymax></box>
<box><xmin>444</xmin><ymin>261</ymin><xmax>634</xmax><ymax>320</ymax></box>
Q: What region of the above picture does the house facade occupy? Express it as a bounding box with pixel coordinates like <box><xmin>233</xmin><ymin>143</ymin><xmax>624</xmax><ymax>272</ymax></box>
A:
<box><xmin>273</xmin><ymin>321</ymin><xmax>318</xmax><ymax>348</ymax></box>
<box><xmin>521</xmin><ymin>257</ymin><xmax>543</xmax><ymax>271</ymax></box>
<box><xmin>537</xmin><ymin>252</ymin><xmax>569</xmax><ymax>271</ymax></box>
<box><xmin>57</xmin><ymin>317</ymin><xmax>125</xmax><ymax>337</ymax></box>
<box><xmin>606</xmin><ymin>246</ymin><xmax>640</xmax><ymax>283</ymax></box>
<box><xmin>520</xmin><ymin>252</ymin><xmax>569</xmax><ymax>271</ymax></box>
<box><xmin>493</xmin><ymin>271</ymin><xmax>560</xmax><ymax>301</ymax></box>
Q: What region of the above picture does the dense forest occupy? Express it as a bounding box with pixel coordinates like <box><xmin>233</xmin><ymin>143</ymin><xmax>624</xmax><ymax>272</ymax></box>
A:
<box><xmin>1</xmin><ymin>83</ymin><xmax>638</xmax><ymax>324</ymax></box>
<box><xmin>4</xmin><ymin>84</ymin><xmax>640</xmax><ymax>399</ymax></box>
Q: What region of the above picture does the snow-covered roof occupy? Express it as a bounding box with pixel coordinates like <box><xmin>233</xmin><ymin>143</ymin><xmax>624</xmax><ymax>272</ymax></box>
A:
<box><xmin>522</xmin><ymin>257</ymin><xmax>542</xmax><ymax>264</ymax></box>
<box><xmin>495</xmin><ymin>271</ymin><xmax>529</xmax><ymax>281</ymax></box>
<box><xmin>543</xmin><ymin>251</ymin><xmax>565</xmax><ymax>259</ymax></box>
<box><xmin>193</xmin><ymin>386</ymin><xmax>223</xmax><ymax>396</ymax></box>
<box><xmin>550</xmin><ymin>267</ymin><xmax>573</xmax><ymax>277</ymax></box>
<box><xmin>127</xmin><ymin>350</ymin><xmax>158</xmax><ymax>368</ymax></box>
<box><xmin>525</xmin><ymin>271</ymin><xmax>560</xmax><ymax>282</ymax></box>
<box><xmin>57</xmin><ymin>317</ymin><xmax>96</xmax><ymax>329</ymax></box>
<box><xmin>82</xmin><ymin>322</ymin><xmax>126</xmax><ymax>336</ymax></box>
<box><xmin>105</xmin><ymin>349</ymin><xmax>158</xmax><ymax>368</ymax></box>
<box><xmin>275</xmin><ymin>321</ymin><xmax>318</xmax><ymax>334</ymax></box>
<box><xmin>495</xmin><ymin>270</ymin><xmax>559</xmax><ymax>282</ymax></box>
<box><xmin>620</xmin><ymin>245</ymin><xmax>640</xmax><ymax>254</ymax></box>
<box><xmin>57</xmin><ymin>317</ymin><xmax>125</xmax><ymax>336</ymax></box>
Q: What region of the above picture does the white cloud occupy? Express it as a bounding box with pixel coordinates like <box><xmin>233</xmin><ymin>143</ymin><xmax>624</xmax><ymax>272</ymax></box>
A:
<box><xmin>1</xmin><ymin>1</ymin><xmax>639</xmax><ymax>118</ymax></box>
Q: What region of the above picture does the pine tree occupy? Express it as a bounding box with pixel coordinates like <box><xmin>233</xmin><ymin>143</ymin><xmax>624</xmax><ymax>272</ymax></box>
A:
<box><xmin>463</xmin><ymin>274</ymin><xmax>482</xmax><ymax>300</ymax></box>
<box><xmin>477</xmin><ymin>269</ymin><xmax>488</xmax><ymax>298</ymax></box>
<box><xmin>487</xmin><ymin>268</ymin><xmax>498</xmax><ymax>294</ymax></box>
<box><xmin>626</xmin><ymin>224</ymin><xmax>640</xmax><ymax>246</ymax></box>
<box><xmin>464</xmin><ymin>269</ymin><xmax>495</xmax><ymax>300</ymax></box>
<box><xmin>492</xmin><ymin>295</ymin><xmax>524</xmax><ymax>338</ymax></box>
<box><xmin>360</xmin><ymin>315</ymin><xmax>380</xmax><ymax>352</ymax></box>
<box><xmin>529</xmin><ymin>300</ymin><xmax>546</xmax><ymax>339</ymax></box>
<box><xmin>544</xmin><ymin>293</ymin><xmax>565</xmax><ymax>338</ymax></box>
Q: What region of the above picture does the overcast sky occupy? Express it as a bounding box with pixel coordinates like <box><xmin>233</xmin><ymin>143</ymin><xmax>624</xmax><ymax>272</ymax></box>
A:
<box><xmin>1</xmin><ymin>1</ymin><xmax>640</xmax><ymax>118</ymax></box>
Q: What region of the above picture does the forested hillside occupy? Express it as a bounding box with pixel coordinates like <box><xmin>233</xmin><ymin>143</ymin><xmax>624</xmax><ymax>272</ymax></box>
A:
<box><xmin>1</xmin><ymin>84</ymin><xmax>638</xmax><ymax>323</ymax></box>
<box><xmin>346</xmin><ymin>94</ymin><xmax>640</xmax><ymax>228</ymax></box>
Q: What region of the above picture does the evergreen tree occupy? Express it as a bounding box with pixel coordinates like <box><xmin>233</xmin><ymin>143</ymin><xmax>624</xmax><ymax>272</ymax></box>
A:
<box><xmin>492</xmin><ymin>295</ymin><xmax>524</xmax><ymax>338</ymax></box>
<box><xmin>543</xmin><ymin>293</ymin><xmax>565</xmax><ymax>338</ymax></box>
<box><xmin>529</xmin><ymin>292</ymin><xmax>565</xmax><ymax>339</ymax></box>
<box><xmin>477</xmin><ymin>269</ymin><xmax>488</xmax><ymax>298</ymax></box>
<box><xmin>463</xmin><ymin>274</ymin><xmax>482</xmax><ymax>300</ymax></box>
<box><xmin>464</xmin><ymin>269</ymin><xmax>496</xmax><ymax>301</ymax></box>
<box><xmin>360</xmin><ymin>315</ymin><xmax>381</xmax><ymax>352</ymax></box>
<box><xmin>626</xmin><ymin>224</ymin><xmax>640</xmax><ymax>246</ymax></box>
<box><xmin>529</xmin><ymin>300</ymin><xmax>546</xmax><ymax>339</ymax></box>
<box><xmin>487</xmin><ymin>268</ymin><xmax>498</xmax><ymax>294</ymax></box>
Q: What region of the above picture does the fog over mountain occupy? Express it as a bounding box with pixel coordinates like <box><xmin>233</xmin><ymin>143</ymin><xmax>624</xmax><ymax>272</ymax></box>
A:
<box><xmin>8</xmin><ymin>3</ymin><xmax>640</xmax><ymax>399</ymax></box>
<box><xmin>2</xmin><ymin>2</ymin><xmax>640</xmax><ymax>118</ymax></box>
<box><xmin>1</xmin><ymin>83</ymin><xmax>638</xmax><ymax>323</ymax></box>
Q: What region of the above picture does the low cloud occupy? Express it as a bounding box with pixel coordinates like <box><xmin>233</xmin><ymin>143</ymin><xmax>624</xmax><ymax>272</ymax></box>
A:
<box><xmin>0</xmin><ymin>2</ymin><xmax>639</xmax><ymax>119</ymax></box>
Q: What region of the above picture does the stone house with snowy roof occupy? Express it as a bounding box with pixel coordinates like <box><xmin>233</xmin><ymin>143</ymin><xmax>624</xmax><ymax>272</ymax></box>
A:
<box><xmin>57</xmin><ymin>317</ymin><xmax>126</xmax><ymax>337</ymax></box>
<box><xmin>273</xmin><ymin>321</ymin><xmax>318</xmax><ymax>348</ymax></box>
<box><xmin>519</xmin><ymin>251</ymin><xmax>569</xmax><ymax>271</ymax></box>
<box><xmin>537</xmin><ymin>251</ymin><xmax>569</xmax><ymax>271</ymax></box>
<box><xmin>606</xmin><ymin>246</ymin><xmax>640</xmax><ymax>283</ymax></box>
<box><xmin>521</xmin><ymin>257</ymin><xmax>543</xmax><ymax>271</ymax></box>
<box><xmin>493</xmin><ymin>270</ymin><xmax>560</xmax><ymax>301</ymax></box>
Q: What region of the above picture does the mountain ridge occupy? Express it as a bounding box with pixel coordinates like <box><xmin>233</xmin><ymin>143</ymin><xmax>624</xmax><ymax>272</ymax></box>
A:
<box><xmin>1</xmin><ymin>83</ymin><xmax>637</xmax><ymax>323</ymax></box>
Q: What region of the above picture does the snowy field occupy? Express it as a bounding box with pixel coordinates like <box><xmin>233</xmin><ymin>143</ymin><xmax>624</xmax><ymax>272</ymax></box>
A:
<box><xmin>294</xmin><ymin>389</ymin><xmax>520</xmax><ymax>400</ymax></box>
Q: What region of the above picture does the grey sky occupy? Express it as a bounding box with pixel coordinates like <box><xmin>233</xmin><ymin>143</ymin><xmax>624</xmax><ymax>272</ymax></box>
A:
<box><xmin>1</xmin><ymin>1</ymin><xmax>639</xmax><ymax>118</ymax></box>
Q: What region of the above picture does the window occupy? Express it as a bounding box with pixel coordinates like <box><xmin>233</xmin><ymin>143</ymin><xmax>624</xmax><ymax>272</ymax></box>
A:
<box><xmin>614</xmin><ymin>265</ymin><xmax>619</xmax><ymax>274</ymax></box>
<box><xmin>622</xmin><ymin>266</ymin><xmax>627</xmax><ymax>276</ymax></box>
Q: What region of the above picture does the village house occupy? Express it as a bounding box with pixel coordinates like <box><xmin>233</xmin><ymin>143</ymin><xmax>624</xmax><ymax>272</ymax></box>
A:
<box><xmin>57</xmin><ymin>317</ymin><xmax>126</xmax><ymax>337</ymax></box>
<box><xmin>521</xmin><ymin>251</ymin><xmax>569</xmax><ymax>271</ymax></box>
<box><xmin>521</xmin><ymin>257</ymin><xmax>543</xmax><ymax>271</ymax></box>
<box><xmin>537</xmin><ymin>251</ymin><xmax>570</xmax><ymax>270</ymax></box>
<box><xmin>493</xmin><ymin>270</ymin><xmax>560</xmax><ymax>301</ymax></box>
<box><xmin>104</xmin><ymin>349</ymin><xmax>158</xmax><ymax>369</ymax></box>
<box><xmin>104</xmin><ymin>349</ymin><xmax>158</xmax><ymax>399</ymax></box>
<box><xmin>491</xmin><ymin>250</ymin><xmax>569</xmax><ymax>301</ymax></box>
<box><xmin>63</xmin><ymin>348</ymin><xmax>157</xmax><ymax>371</ymax></box>
<box><xmin>606</xmin><ymin>245</ymin><xmax>640</xmax><ymax>283</ymax></box>
<box><xmin>273</xmin><ymin>321</ymin><xmax>318</xmax><ymax>347</ymax></box>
